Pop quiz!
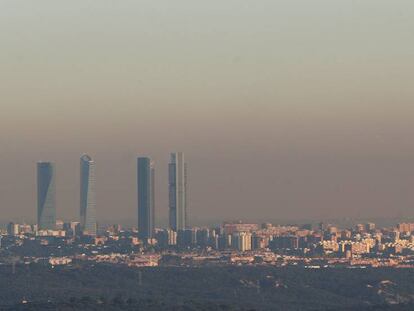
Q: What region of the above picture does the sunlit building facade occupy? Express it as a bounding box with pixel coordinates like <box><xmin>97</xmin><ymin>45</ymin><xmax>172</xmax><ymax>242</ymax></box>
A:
<box><xmin>169</xmin><ymin>152</ymin><xmax>187</xmax><ymax>231</ymax></box>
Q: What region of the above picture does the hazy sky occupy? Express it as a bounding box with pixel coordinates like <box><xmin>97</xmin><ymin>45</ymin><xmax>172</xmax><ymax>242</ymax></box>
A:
<box><xmin>1</xmin><ymin>1</ymin><xmax>414</xmax><ymax>225</ymax></box>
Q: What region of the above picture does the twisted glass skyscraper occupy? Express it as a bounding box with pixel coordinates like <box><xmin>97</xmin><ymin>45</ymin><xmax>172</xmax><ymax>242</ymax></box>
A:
<box><xmin>137</xmin><ymin>157</ymin><xmax>155</xmax><ymax>240</ymax></box>
<box><xmin>169</xmin><ymin>152</ymin><xmax>187</xmax><ymax>231</ymax></box>
<box><xmin>80</xmin><ymin>154</ymin><xmax>96</xmax><ymax>236</ymax></box>
<box><xmin>37</xmin><ymin>162</ymin><xmax>56</xmax><ymax>230</ymax></box>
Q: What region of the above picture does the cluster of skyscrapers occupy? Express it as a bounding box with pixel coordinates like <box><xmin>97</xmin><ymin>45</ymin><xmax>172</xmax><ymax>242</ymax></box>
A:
<box><xmin>36</xmin><ymin>152</ymin><xmax>187</xmax><ymax>240</ymax></box>
<box><xmin>137</xmin><ymin>152</ymin><xmax>188</xmax><ymax>240</ymax></box>
<box><xmin>37</xmin><ymin>155</ymin><xmax>96</xmax><ymax>235</ymax></box>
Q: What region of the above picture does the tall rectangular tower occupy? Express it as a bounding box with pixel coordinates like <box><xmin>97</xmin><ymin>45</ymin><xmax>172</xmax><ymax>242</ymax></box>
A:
<box><xmin>37</xmin><ymin>162</ymin><xmax>56</xmax><ymax>230</ymax></box>
<box><xmin>169</xmin><ymin>152</ymin><xmax>187</xmax><ymax>231</ymax></box>
<box><xmin>137</xmin><ymin>157</ymin><xmax>155</xmax><ymax>240</ymax></box>
<box><xmin>80</xmin><ymin>154</ymin><xmax>96</xmax><ymax>236</ymax></box>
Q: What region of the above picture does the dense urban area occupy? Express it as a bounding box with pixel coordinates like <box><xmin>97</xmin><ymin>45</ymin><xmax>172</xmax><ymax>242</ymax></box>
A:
<box><xmin>3</xmin><ymin>154</ymin><xmax>414</xmax><ymax>310</ymax></box>
<box><xmin>2</xmin><ymin>221</ymin><xmax>414</xmax><ymax>310</ymax></box>
<box><xmin>3</xmin><ymin>220</ymin><xmax>414</xmax><ymax>269</ymax></box>
<box><xmin>24</xmin><ymin>154</ymin><xmax>414</xmax><ymax>269</ymax></box>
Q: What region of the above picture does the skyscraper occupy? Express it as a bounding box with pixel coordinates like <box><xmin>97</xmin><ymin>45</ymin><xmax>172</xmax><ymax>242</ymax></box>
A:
<box><xmin>137</xmin><ymin>157</ymin><xmax>155</xmax><ymax>241</ymax></box>
<box><xmin>80</xmin><ymin>154</ymin><xmax>97</xmax><ymax>236</ymax></box>
<box><xmin>37</xmin><ymin>162</ymin><xmax>56</xmax><ymax>230</ymax></box>
<box><xmin>169</xmin><ymin>152</ymin><xmax>187</xmax><ymax>231</ymax></box>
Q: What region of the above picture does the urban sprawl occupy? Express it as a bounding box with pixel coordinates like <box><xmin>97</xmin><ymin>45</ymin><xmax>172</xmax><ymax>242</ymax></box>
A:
<box><xmin>2</xmin><ymin>152</ymin><xmax>414</xmax><ymax>269</ymax></box>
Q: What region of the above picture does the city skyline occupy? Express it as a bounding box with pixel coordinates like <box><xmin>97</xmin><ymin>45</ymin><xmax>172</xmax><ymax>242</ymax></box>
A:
<box><xmin>2</xmin><ymin>1</ymin><xmax>414</xmax><ymax>310</ymax></box>
<box><xmin>1</xmin><ymin>1</ymin><xmax>414</xmax><ymax>223</ymax></box>
<box><xmin>3</xmin><ymin>150</ymin><xmax>414</xmax><ymax>227</ymax></box>
<box><xmin>32</xmin><ymin>153</ymin><xmax>190</xmax><ymax>230</ymax></box>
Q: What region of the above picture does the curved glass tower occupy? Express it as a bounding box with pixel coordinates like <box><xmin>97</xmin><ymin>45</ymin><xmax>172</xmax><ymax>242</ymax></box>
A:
<box><xmin>37</xmin><ymin>162</ymin><xmax>56</xmax><ymax>230</ymax></box>
<box><xmin>80</xmin><ymin>154</ymin><xmax>96</xmax><ymax>236</ymax></box>
<box><xmin>169</xmin><ymin>152</ymin><xmax>187</xmax><ymax>231</ymax></box>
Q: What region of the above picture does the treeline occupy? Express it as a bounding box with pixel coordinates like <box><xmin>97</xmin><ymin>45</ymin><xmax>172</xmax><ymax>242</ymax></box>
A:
<box><xmin>1</xmin><ymin>264</ymin><xmax>414</xmax><ymax>310</ymax></box>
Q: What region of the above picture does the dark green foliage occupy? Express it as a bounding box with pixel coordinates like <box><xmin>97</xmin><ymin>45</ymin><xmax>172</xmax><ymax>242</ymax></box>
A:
<box><xmin>0</xmin><ymin>264</ymin><xmax>414</xmax><ymax>310</ymax></box>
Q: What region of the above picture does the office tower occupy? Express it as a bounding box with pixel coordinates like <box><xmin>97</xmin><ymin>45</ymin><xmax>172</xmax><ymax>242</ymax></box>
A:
<box><xmin>169</xmin><ymin>152</ymin><xmax>187</xmax><ymax>231</ymax></box>
<box><xmin>137</xmin><ymin>157</ymin><xmax>155</xmax><ymax>241</ymax></box>
<box><xmin>80</xmin><ymin>154</ymin><xmax>97</xmax><ymax>236</ymax></box>
<box><xmin>37</xmin><ymin>162</ymin><xmax>56</xmax><ymax>230</ymax></box>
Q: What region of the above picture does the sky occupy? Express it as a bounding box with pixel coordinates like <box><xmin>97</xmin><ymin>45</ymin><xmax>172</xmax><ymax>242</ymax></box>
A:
<box><xmin>1</xmin><ymin>1</ymin><xmax>414</xmax><ymax>226</ymax></box>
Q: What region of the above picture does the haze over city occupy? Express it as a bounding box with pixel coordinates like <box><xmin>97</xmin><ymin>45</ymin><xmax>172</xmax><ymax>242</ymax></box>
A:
<box><xmin>1</xmin><ymin>1</ymin><xmax>414</xmax><ymax>225</ymax></box>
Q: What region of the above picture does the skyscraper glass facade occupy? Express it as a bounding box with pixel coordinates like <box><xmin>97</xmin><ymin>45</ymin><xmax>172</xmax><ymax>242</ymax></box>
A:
<box><xmin>37</xmin><ymin>162</ymin><xmax>56</xmax><ymax>230</ymax></box>
<box><xmin>137</xmin><ymin>157</ymin><xmax>155</xmax><ymax>240</ymax></box>
<box><xmin>169</xmin><ymin>152</ymin><xmax>187</xmax><ymax>231</ymax></box>
<box><xmin>80</xmin><ymin>154</ymin><xmax>96</xmax><ymax>236</ymax></box>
